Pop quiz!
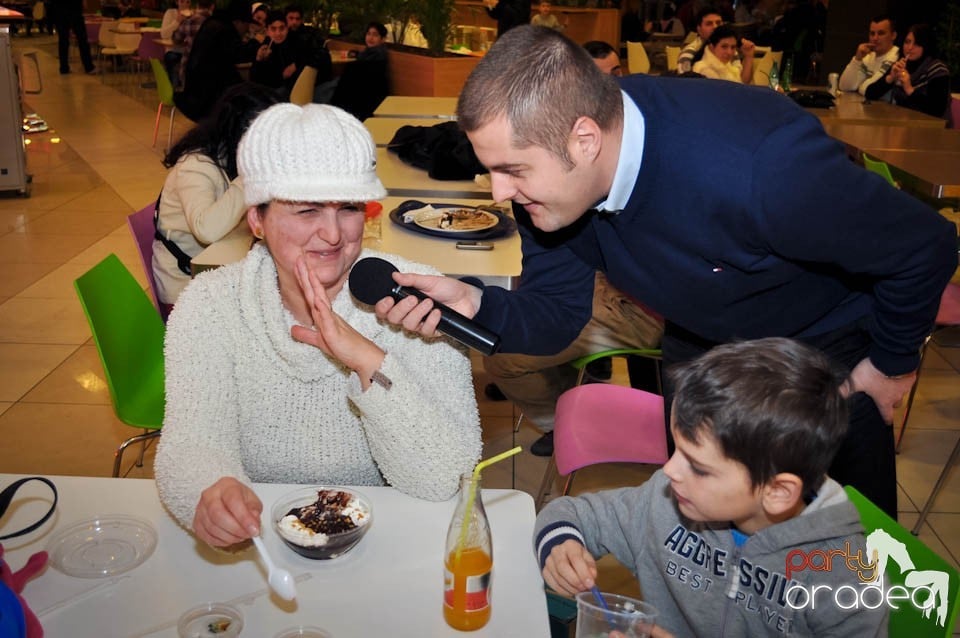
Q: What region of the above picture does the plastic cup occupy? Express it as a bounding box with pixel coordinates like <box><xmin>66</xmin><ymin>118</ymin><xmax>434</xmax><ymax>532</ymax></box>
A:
<box><xmin>575</xmin><ymin>592</ymin><xmax>658</xmax><ymax>638</ymax></box>
<box><xmin>828</xmin><ymin>72</ymin><xmax>839</xmax><ymax>95</ymax></box>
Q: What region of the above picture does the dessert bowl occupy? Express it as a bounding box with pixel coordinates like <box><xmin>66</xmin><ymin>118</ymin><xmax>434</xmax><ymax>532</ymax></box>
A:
<box><xmin>271</xmin><ymin>486</ymin><xmax>372</xmax><ymax>560</ymax></box>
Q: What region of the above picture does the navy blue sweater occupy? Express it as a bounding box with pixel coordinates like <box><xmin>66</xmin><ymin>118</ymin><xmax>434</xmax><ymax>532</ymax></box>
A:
<box><xmin>474</xmin><ymin>76</ymin><xmax>957</xmax><ymax>375</ymax></box>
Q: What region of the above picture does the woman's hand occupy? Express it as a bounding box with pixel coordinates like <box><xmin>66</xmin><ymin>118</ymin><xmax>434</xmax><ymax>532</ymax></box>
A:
<box><xmin>256</xmin><ymin>43</ymin><xmax>271</xmax><ymax>61</ymax></box>
<box><xmin>282</xmin><ymin>62</ymin><xmax>297</xmax><ymax>79</ymax></box>
<box><xmin>888</xmin><ymin>58</ymin><xmax>907</xmax><ymax>85</ymax></box>
<box><xmin>290</xmin><ymin>255</ymin><xmax>385</xmax><ymax>387</ymax></box>
<box><xmin>193</xmin><ymin>477</ymin><xmax>263</xmax><ymax>547</ymax></box>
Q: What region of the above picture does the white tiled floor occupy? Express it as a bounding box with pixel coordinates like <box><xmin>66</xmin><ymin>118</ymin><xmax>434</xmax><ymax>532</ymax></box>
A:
<box><xmin>4</xmin><ymin>35</ymin><xmax>959</xmax><ymax>632</ymax></box>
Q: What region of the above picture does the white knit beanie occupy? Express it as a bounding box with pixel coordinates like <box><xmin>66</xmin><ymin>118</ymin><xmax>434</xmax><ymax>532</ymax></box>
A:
<box><xmin>237</xmin><ymin>103</ymin><xmax>387</xmax><ymax>206</ymax></box>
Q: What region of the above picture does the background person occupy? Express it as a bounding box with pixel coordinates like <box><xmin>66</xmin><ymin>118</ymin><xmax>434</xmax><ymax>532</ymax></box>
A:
<box><xmin>153</xmin><ymin>83</ymin><xmax>279</xmax><ymax>306</ymax></box>
<box><xmin>374</xmin><ymin>26</ymin><xmax>957</xmax><ymax>519</ymax></box>
<box><xmin>676</xmin><ymin>6</ymin><xmax>723</xmax><ymax>73</ymax></box>
<box><xmin>838</xmin><ymin>15</ymin><xmax>898</xmax><ymax>96</ymax></box>
<box><xmin>693</xmin><ymin>24</ymin><xmax>747</xmax><ymax>82</ymax></box>
<box><xmin>535</xmin><ymin>338</ymin><xmax>888</xmax><ymax>637</ymax></box>
<box><xmin>251</xmin><ymin>9</ymin><xmax>302</xmax><ymax>96</ymax></box>
<box><xmin>865</xmin><ymin>23</ymin><xmax>951</xmax><ymax>118</ymax></box>
<box><xmin>531</xmin><ymin>2</ymin><xmax>565</xmax><ymax>32</ymax></box>
<box><xmin>51</xmin><ymin>0</ymin><xmax>95</xmax><ymax>75</ymax></box>
<box><xmin>584</xmin><ymin>40</ymin><xmax>622</xmax><ymax>76</ymax></box>
<box><xmin>483</xmin><ymin>0</ymin><xmax>530</xmax><ymax>38</ymax></box>
<box><xmin>155</xmin><ymin>103</ymin><xmax>482</xmax><ymax>547</ymax></box>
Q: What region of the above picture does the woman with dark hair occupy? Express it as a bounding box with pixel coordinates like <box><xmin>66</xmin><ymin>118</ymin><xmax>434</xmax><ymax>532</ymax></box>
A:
<box><xmin>866</xmin><ymin>23</ymin><xmax>951</xmax><ymax>117</ymax></box>
<box><xmin>693</xmin><ymin>24</ymin><xmax>744</xmax><ymax>82</ymax></box>
<box><xmin>153</xmin><ymin>83</ymin><xmax>279</xmax><ymax>306</ymax></box>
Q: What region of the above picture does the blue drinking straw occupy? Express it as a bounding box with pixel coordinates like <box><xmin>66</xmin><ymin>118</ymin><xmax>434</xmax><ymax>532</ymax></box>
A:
<box><xmin>590</xmin><ymin>585</ymin><xmax>619</xmax><ymax>628</ymax></box>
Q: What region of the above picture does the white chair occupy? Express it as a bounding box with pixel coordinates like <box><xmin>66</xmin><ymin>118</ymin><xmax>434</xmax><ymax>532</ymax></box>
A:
<box><xmin>626</xmin><ymin>41</ymin><xmax>651</xmax><ymax>75</ymax></box>
<box><xmin>101</xmin><ymin>32</ymin><xmax>142</xmax><ymax>76</ymax></box>
<box><xmin>752</xmin><ymin>49</ymin><xmax>782</xmax><ymax>86</ymax></box>
<box><xmin>289</xmin><ymin>65</ymin><xmax>318</xmax><ymax>106</ymax></box>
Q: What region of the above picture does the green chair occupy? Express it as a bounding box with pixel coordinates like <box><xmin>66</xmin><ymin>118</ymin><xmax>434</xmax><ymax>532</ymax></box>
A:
<box><xmin>863</xmin><ymin>153</ymin><xmax>899</xmax><ymax>189</ymax></box>
<box><xmin>75</xmin><ymin>254</ymin><xmax>165</xmax><ymax>477</ymax></box>
<box><xmin>844</xmin><ymin>486</ymin><xmax>960</xmax><ymax>637</ymax></box>
<box><xmin>149</xmin><ymin>58</ymin><xmax>177</xmax><ymax>154</ymax></box>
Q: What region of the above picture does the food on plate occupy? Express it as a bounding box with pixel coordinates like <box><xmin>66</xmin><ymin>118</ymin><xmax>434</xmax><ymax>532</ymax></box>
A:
<box><xmin>414</xmin><ymin>208</ymin><xmax>497</xmax><ymax>232</ymax></box>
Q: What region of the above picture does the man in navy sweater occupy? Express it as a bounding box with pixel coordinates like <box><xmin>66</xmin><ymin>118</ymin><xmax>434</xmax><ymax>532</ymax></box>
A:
<box><xmin>376</xmin><ymin>26</ymin><xmax>957</xmax><ymax>518</ymax></box>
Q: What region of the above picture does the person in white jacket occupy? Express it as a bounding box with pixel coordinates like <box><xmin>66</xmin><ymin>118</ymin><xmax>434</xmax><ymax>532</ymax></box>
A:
<box><xmin>154</xmin><ymin>103</ymin><xmax>483</xmax><ymax>548</ymax></box>
<box><xmin>153</xmin><ymin>83</ymin><xmax>278</xmax><ymax>306</ymax></box>
<box><xmin>693</xmin><ymin>25</ymin><xmax>746</xmax><ymax>83</ymax></box>
<box><xmin>838</xmin><ymin>15</ymin><xmax>899</xmax><ymax>96</ymax></box>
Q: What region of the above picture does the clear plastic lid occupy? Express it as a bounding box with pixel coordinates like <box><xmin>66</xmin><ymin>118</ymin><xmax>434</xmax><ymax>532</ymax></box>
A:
<box><xmin>177</xmin><ymin>602</ymin><xmax>244</xmax><ymax>638</ymax></box>
<box><xmin>47</xmin><ymin>515</ymin><xmax>158</xmax><ymax>578</ymax></box>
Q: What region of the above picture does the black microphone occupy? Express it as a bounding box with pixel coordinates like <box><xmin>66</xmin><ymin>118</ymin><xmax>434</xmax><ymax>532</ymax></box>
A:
<box><xmin>349</xmin><ymin>257</ymin><xmax>501</xmax><ymax>356</ymax></box>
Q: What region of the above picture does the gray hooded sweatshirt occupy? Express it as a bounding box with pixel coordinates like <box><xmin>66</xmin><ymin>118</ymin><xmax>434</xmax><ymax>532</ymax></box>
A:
<box><xmin>535</xmin><ymin>471</ymin><xmax>888</xmax><ymax>637</ymax></box>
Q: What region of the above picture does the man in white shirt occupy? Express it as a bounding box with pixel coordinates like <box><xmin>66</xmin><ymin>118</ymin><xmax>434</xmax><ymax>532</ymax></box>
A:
<box><xmin>839</xmin><ymin>15</ymin><xmax>899</xmax><ymax>96</ymax></box>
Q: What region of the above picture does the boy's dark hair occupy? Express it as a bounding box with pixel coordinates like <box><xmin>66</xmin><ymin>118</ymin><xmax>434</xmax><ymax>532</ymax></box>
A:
<box><xmin>669</xmin><ymin>337</ymin><xmax>847</xmax><ymax>501</ymax></box>
<box><xmin>366</xmin><ymin>21</ymin><xmax>387</xmax><ymax>38</ymax></box>
<box><xmin>265</xmin><ymin>9</ymin><xmax>286</xmax><ymax>25</ymax></box>
<box><xmin>284</xmin><ymin>4</ymin><xmax>302</xmax><ymax>17</ymax></box>
<box><xmin>707</xmin><ymin>24</ymin><xmax>738</xmax><ymax>46</ymax></box>
<box><xmin>583</xmin><ymin>40</ymin><xmax>617</xmax><ymax>60</ymax></box>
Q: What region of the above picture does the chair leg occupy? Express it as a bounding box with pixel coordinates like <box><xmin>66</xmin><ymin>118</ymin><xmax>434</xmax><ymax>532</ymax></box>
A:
<box><xmin>153</xmin><ymin>102</ymin><xmax>162</xmax><ymax>147</ymax></box>
<box><xmin>895</xmin><ymin>336</ymin><xmax>931</xmax><ymax>453</ymax></box>
<box><xmin>535</xmin><ymin>456</ymin><xmax>559</xmax><ymax>511</ymax></box>
<box><xmin>166</xmin><ymin>106</ymin><xmax>176</xmax><ymax>154</ymax></box>
<box><xmin>113</xmin><ymin>430</ymin><xmax>161</xmax><ymax>477</ymax></box>
<box><xmin>912</xmin><ymin>435</ymin><xmax>960</xmax><ymax>535</ymax></box>
<box><xmin>560</xmin><ymin>470</ymin><xmax>577</xmax><ymax>498</ymax></box>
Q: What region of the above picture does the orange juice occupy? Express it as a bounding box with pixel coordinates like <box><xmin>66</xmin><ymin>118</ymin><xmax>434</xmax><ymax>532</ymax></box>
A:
<box><xmin>443</xmin><ymin>546</ymin><xmax>492</xmax><ymax>630</ymax></box>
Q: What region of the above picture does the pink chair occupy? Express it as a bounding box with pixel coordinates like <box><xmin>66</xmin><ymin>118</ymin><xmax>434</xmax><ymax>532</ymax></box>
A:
<box><xmin>896</xmin><ymin>282</ymin><xmax>960</xmax><ymax>452</ymax></box>
<box><xmin>949</xmin><ymin>96</ymin><xmax>960</xmax><ymax>129</ymax></box>
<box><xmin>534</xmin><ymin>383</ymin><xmax>669</xmax><ymax>510</ymax></box>
<box><xmin>127</xmin><ymin>204</ymin><xmax>171</xmax><ymax>322</ymax></box>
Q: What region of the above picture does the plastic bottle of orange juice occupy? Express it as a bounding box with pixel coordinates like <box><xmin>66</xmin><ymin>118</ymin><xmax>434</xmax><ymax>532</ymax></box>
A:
<box><xmin>443</xmin><ymin>473</ymin><xmax>492</xmax><ymax>631</ymax></box>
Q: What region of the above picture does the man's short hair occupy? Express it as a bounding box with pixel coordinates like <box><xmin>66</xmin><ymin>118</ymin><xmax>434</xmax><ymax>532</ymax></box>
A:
<box><xmin>284</xmin><ymin>4</ymin><xmax>302</xmax><ymax>17</ymax></box>
<box><xmin>458</xmin><ymin>26</ymin><xmax>622</xmax><ymax>168</ymax></box>
<box><xmin>669</xmin><ymin>337</ymin><xmax>848</xmax><ymax>501</ymax></box>
<box><xmin>695</xmin><ymin>6</ymin><xmax>722</xmax><ymax>27</ymax></box>
<box><xmin>583</xmin><ymin>40</ymin><xmax>617</xmax><ymax>60</ymax></box>
<box><xmin>366</xmin><ymin>21</ymin><xmax>387</xmax><ymax>38</ymax></box>
<box><xmin>870</xmin><ymin>14</ymin><xmax>896</xmax><ymax>32</ymax></box>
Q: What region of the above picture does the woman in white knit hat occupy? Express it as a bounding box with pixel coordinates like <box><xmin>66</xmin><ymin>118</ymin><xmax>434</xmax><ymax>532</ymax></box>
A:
<box><xmin>155</xmin><ymin>103</ymin><xmax>482</xmax><ymax>548</ymax></box>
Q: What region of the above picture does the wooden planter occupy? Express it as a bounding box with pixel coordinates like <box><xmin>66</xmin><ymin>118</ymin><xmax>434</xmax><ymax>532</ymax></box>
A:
<box><xmin>386</xmin><ymin>47</ymin><xmax>480</xmax><ymax>97</ymax></box>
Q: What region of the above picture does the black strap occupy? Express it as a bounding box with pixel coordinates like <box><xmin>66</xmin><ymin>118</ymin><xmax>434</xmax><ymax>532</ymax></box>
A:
<box><xmin>0</xmin><ymin>477</ymin><xmax>58</xmax><ymax>541</ymax></box>
<box><xmin>153</xmin><ymin>192</ymin><xmax>193</xmax><ymax>276</ymax></box>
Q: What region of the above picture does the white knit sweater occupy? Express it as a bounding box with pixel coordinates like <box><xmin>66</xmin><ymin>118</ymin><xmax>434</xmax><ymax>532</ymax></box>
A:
<box><xmin>154</xmin><ymin>244</ymin><xmax>482</xmax><ymax>529</ymax></box>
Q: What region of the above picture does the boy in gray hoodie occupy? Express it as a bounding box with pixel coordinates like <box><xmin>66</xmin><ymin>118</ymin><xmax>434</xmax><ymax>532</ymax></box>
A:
<box><xmin>534</xmin><ymin>338</ymin><xmax>888</xmax><ymax>637</ymax></box>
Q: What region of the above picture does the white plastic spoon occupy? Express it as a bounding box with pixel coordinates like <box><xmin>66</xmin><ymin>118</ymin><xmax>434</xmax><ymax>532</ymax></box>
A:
<box><xmin>252</xmin><ymin>535</ymin><xmax>297</xmax><ymax>600</ymax></box>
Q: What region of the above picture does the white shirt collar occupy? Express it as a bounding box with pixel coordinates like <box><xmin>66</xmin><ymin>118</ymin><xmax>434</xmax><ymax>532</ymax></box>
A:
<box><xmin>595</xmin><ymin>90</ymin><xmax>644</xmax><ymax>214</ymax></box>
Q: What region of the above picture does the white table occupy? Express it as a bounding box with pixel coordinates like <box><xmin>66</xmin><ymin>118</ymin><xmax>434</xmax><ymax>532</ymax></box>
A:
<box><xmin>365</xmin><ymin>117</ymin><xmax>449</xmax><ymax>147</ymax></box>
<box><xmin>373</xmin><ymin>96</ymin><xmax>458</xmax><ymax>119</ymax></box>
<box><xmin>192</xmin><ymin>197</ymin><xmax>522</xmax><ymax>289</ymax></box>
<box><xmin>1</xmin><ymin>474</ymin><xmax>549</xmax><ymax>638</ymax></box>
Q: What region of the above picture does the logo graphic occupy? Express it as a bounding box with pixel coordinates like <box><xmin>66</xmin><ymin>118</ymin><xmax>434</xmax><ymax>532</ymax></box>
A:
<box><xmin>784</xmin><ymin>529</ymin><xmax>950</xmax><ymax>627</ymax></box>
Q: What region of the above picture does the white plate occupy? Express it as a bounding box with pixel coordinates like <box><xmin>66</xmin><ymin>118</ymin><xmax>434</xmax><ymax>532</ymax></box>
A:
<box><xmin>47</xmin><ymin>515</ymin><xmax>158</xmax><ymax>578</ymax></box>
<box><xmin>413</xmin><ymin>207</ymin><xmax>499</xmax><ymax>233</ymax></box>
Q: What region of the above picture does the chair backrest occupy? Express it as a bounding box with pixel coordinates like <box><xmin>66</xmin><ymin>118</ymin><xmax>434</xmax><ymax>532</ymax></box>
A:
<box><xmin>665</xmin><ymin>45</ymin><xmax>680</xmax><ymax>72</ymax></box>
<box><xmin>862</xmin><ymin>152</ymin><xmax>898</xmax><ymax>188</ymax></box>
<box><xmin>626</xmin><ymin>41</ymin><xmax>650</xmax><ymax>75</ymax></box>
<box><xmin>289</xmin><ymin>65</ymin><xmax>318</xmax><ymax>106</ymax></box>
<box><xmin>752</xmin><ymin>50</ymin><xmax>774</xmax><ymax>85</ymax></box>
<box><xmin>97</xmin><ymin>22</ymin><xmax>118</xmax><ymax>48</ymax></box>
<box><xmin>127</xmin><ymin>204</ymin><xmax>169</xmax><ymax>322</ymax></box>
<box><xmin>844</xmin><ymin>486</ymin><xmax>960</xmax><ymax>637</ymax></box>
<box><xmin>74</xmin><ymin>254</ymin><xmax>165</xmax><ymax>429</ymax></box>
<box><xmin>112</xmin><ymin>32</ymin><xmax>142</xmax><ymax>52</ymax></box>
<box><xmin>554</xmin><ymin>383</ymin><xmax>668</xmax><ymax>476</ymax></box>
<box><xmin>150</xmin><ymin>58</ymin><xmax>174</xmax><ymax>106</ymax></box>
